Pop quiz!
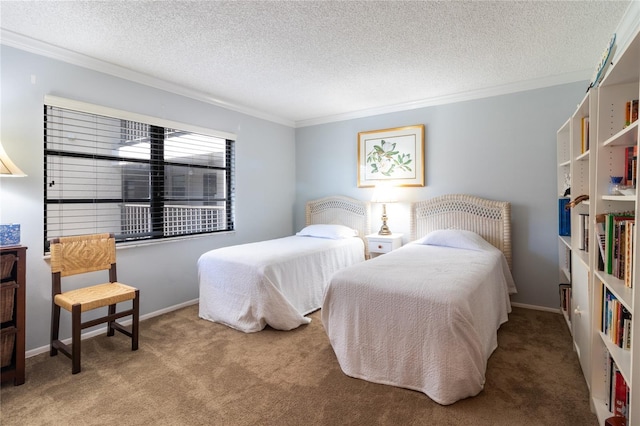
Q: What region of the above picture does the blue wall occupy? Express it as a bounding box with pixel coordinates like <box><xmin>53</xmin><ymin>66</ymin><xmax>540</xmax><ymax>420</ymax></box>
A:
<box><xmin>295</xmin><ymin>83</ymin><xmax>587</xmax><ymax>309</ymax></box>
<box><xmin>1</xmin><ymin>41</ymin><xmax>590</xmax><ymax>352</ymax></box>
<box><xmin>0</xmin><ymin>45</ymin><xmax>296</xmax><ymax>352</ymax></box>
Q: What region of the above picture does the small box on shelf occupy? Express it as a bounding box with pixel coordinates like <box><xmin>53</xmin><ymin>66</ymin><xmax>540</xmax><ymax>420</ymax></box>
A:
<box><xmin>0</xmin><ymin>225</ymin><xmax>20</xmax><ymax>247</ymax></box>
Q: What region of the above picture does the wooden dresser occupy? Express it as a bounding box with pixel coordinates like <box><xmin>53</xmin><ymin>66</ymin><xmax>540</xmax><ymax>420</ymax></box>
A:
<box><xmin>1</xmin><ymin>245</ymin><xmax>26</xmax><ymax>385</ymax></box>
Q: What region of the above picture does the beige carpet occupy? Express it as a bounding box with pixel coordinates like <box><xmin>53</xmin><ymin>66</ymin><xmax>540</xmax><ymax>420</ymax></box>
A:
<box><xmin>1</xmin><ymin>305</ymin><xmax>597</xmax><ymax>425</ymax></box>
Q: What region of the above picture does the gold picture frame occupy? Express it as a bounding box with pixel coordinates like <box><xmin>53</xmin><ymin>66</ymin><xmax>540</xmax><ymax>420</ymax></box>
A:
<box><xmin>357</xmin><ymin>124</ymin><xmax>425</xmax><ymax>187</ymax></box>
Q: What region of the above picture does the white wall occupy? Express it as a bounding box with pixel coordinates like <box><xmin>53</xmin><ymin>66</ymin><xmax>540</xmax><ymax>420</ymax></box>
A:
<box><xmin>0</xmin><ymin>46</ymin><xmax>296</xmax><ymax>352</ymax></box>
<box><xmin>294</xmin><ymin>83</ymin><xmax>587</xmax><ymax>310</ymax></box>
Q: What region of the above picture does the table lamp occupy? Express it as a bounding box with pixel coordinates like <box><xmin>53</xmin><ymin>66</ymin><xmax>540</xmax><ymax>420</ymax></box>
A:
<box><xmin>371</xmin><ymin>183</ymin><xmax>397</xmax><ymax>235</ymax></box>
<box><xmin>0</xmin><ymin>142</ymin><xmax>27</xmax><ymax>177</ymax></box>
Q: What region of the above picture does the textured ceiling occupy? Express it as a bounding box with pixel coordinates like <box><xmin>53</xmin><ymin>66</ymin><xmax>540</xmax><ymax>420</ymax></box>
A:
<box><xmin>0</xmin><ymin>1</ymin><xmax>632</xmax><ymax>126</ymax></box>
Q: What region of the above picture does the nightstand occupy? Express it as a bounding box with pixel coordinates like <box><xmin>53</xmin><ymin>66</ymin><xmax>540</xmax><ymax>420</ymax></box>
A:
<box><xmin>366</xmin><ymin>233</ymin><xmax>403</xmax><ymax>258</ymax></box>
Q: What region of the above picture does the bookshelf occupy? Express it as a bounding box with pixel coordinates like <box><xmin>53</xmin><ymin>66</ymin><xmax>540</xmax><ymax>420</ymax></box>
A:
<box><xmin>557</xmin><ymin>118</ymin><xmax>572</xmax><ymax>329</ymax></box>
<box><xmin>556</xmin><ymin>88</ymin><xmax>596</xmax><ymax>384</ymax></box>
<box><xmin>556</xmin><ymin>27</ymin><xmax>640</xmax><ymax>424</ymax></box>
<box><xmin>589</xmin><ymin>28</ymin><xmax>640</xmax><ymax>425</ymax></box>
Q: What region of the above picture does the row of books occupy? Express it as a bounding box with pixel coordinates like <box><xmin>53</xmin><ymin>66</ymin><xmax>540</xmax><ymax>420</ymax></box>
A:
<box><xmin>595</xmin><ymin>212</ymin><xmax>635</xmax><ymax>288</ymax></box>
<box><xmin>625</xmin><ymin>99</ymin><xmax>638</xmax><ymax>128</ymax></box>
<box><xmin>601</xmin><ymin>285</ymin><xmax>632</xmax><ymax>350</ymax></box>
<box><xmin>578</xmin><ymin>100</ymin><xmax>636</xmax><ymax>169</ymax></box>
<box><xmin>624</xmin><ymin>145</ymin><xmax>637</xmax><ymax>189</ymax></box>
<box><xmin>604</xmin><ymin>352</ymin><xmax>629</xmax><ymax>420</ymax></box>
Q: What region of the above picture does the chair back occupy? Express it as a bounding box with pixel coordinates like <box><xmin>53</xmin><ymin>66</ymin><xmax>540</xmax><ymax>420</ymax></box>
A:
<box><xmin>50</xmin><ymin>233</ymin><xmax>116</xmax><ymax>278</ymax></box>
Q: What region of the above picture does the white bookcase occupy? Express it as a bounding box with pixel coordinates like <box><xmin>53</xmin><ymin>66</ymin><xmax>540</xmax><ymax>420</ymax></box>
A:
<box><xmin>557</xmin><ymin>89</ymin><xmax>596</xmax><ymax>386</ymax></box>
<box><xmin>557</xmin><ymin>118</ymin><xmax>572</xmax><ymax>330</ymax></box>
<box><xmin>558</xmin><ymin>27</ymin><xmax>639</xmax><ymax>425</ymax></box>
<box><xmin>589</xmin><ymin>28</ymin><xmax>639</xmax><ymax>425</ymax></box>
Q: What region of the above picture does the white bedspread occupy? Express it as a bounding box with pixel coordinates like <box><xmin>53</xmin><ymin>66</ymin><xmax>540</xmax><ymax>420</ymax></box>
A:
<box><xmin>198</xmin><ymin>236</ymin><xmax>364</xmax><ymax>332</ymax></box>
<box><xmin>321</xmin><ymin>242</ymin><xmax>516</xmax><ymax>405</ymax></box>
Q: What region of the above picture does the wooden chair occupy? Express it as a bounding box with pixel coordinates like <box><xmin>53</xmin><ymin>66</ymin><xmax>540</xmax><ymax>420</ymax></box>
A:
<box><xmin>50</xmin><ymin>233</ymin><xmax>139</xmax><ymax>374</ymax></box>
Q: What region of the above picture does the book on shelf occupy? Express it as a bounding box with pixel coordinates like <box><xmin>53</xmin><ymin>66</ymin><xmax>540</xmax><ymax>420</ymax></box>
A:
<box><xmin>620</xmin><ymin>305</ymin><xmax>631</xmax><ymax>350</ymax></box>
<box><xmin>601</xmin><ymin>285</ymin><xmax>632</xmax><ymax>350</ymax></box>
<box><xmin>559</xmin><ymin>283</ymin><xmax>571</xmax><ymax>318</ymax></box>
<box><xmin>615</xmin><ymin>218</ymin><xmax>635</xmax><ymax>285</ymax></box>
<box><xmin>625</xmin><ymin>99</ymin><xmax>638</xmax><ymax>127</ymax></box>
<box><xmin>603</xmin><ymin>286</ymin><xmax>611</xmax><ymax>337</ymax></box>
<box><xmin>604</xmin><ymin>352</ymin><xmax>629</xmax><ymax>419</ymax></box>
<box><xmin>605</xmin><ymin>350</ymin><xmax>613</xmax><ymax>409</ymax></box>
<box><xmin>625</xmin><ymin>312</ymin><xmax>631</xmax><ymax>350</ymax></box>
<box><xmin>558</xmin><ymin>198</ymin><xmax>570</xmax><ymax>236</ymax></box>
<box><xmin>597</xmin><ymin>216</ymin><xmax>606</xmax><ymax>271</ymax></box>
<box><xmin>615</xmin><ymin>220</ymin><xmax>627</xmax><ymax>279</ymax></box>
<box><xmin>604</xmin><ymin>213</ymin><xmax>634</xmax><ymax>279</ymax></box>
<box><xmin>625</xmin><ymin>146</ymin><xmax>637</xmax><ymax>188</ymax></box>
<box><xmin>624</xmin><ymin>220</ymin><xmax>635</xmax><ymax>288</ymax></box>
<box><xmin>614</xmin><ymin>369</ymin><xmax>628</xmax><ymax>419</ymax></box>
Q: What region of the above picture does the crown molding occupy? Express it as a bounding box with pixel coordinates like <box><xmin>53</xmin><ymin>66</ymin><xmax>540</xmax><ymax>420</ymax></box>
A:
<box><xmin>0</xmin><ymin>29</ymin><xmax>296</xmax><ymax>128</ymax></box>
<box><xmin>3</xmin><ymin>18</ymin><xmax>634</xmax><ymax>130</ymax></box>
<box><xmin>294</xmin><ymin>70</ymin><xmax>591</xmax><ymax>128</ymax></box>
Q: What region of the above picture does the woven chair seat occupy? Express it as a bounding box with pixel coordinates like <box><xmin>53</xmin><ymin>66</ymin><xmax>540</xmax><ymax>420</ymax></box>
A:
<box><xmin>50</xmin><ymin>233</ymin><xmax>139</xmax><ymax>374</ymax></box>
<box><xmin>54</xmin><ymin>282</ymin><xmax>137</xmax><ymax>312</ymax></box>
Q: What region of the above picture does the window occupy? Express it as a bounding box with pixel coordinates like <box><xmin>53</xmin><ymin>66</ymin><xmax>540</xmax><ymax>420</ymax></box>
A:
<box><xmin>44</xmin><ymin>96</ymin><xmax>235</xmax><ymax>253</ymax></box>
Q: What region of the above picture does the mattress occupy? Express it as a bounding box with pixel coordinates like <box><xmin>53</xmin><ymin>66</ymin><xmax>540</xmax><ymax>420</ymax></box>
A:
<box><xmin>322</xmin><ymin>241</ymin><xmax>516</xmax><ymax>405</ymax></box>
<box><xmin>198</xmin><ymin>235</ymin><xmax>365</xmax><ymax>332</ymax></box>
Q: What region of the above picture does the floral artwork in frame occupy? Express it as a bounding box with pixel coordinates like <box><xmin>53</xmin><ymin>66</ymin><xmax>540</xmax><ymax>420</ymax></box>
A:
<box><xmin>357</xmin><ymin>124</ymin><xmax>425</xmax><ymax>187</ymax></box>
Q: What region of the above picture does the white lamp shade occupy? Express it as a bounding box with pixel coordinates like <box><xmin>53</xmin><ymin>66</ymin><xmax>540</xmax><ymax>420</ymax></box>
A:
<box><xmin>371</xmin><ymin>183</ymin><xmax>397</xmax><ymax>203</ymax></box>
<box><xmin>0</xmin><ymin>142</ymin><xmax>27</xmax><ymax>177</ymax></box>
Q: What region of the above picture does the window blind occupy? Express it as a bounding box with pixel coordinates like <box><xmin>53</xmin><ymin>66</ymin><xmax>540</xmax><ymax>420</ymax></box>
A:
<box><xmin>44</xmin><ymin>100</ymin><xmax>235</xmax><ymax>252</ymax></box>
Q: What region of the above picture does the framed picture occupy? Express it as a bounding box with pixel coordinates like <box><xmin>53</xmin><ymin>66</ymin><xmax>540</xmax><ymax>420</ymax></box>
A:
<box><xmin>357</xmin><ymin>124</ymin><xmax>425</xmax><ymax>187</ymax></box>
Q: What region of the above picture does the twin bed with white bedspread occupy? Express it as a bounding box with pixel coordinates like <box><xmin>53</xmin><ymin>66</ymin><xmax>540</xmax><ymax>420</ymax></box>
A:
<box><xmin>198</xmin><ymin>195</ymin><xmax>370</xmax><ymax>333</ymax></box>
<box><xmin>321</xmin><ymin>194</ymin><xmax>517</xmax><ymax>405</ymax></box>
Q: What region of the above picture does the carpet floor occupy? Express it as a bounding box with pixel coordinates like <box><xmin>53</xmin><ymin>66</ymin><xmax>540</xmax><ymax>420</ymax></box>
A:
<box><xmin>0</xmin><ymin>305</ymin><xmax>597</xmax><ymax>425</ymax></box>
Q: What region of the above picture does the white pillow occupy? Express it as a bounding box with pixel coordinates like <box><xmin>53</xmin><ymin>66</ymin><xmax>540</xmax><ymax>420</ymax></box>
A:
<box><xmin>296</xmin><ymin>224</ymin><xmax>358</xmax><ymax>239</ymax></box>
<box><xmin>414</xmin><ymin>229</ymin><xmax>492</xmax><ymax>251</ymax></box>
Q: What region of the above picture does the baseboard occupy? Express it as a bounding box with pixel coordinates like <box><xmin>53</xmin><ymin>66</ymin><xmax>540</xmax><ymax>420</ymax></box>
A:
<box><xmin>26</xmin><ymin>298</ymin><xmax>199</xmax><ymax>358</ymax></box>
<box><xmin>28</xmin><ymin>299</ymin><xmax>559</xmax><ymax>358</ymax></box>
<box><xmin>511</xmin><ymin>302</ymin><xmax>561</xmax><ymax>314</ymax></box>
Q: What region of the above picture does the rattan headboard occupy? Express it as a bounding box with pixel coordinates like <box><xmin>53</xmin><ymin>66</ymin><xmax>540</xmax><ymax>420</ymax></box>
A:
<box><xmin>305</xmin><ymin>195</ymin><xmax>372</xmax><ymax>257</ymax></box>
<box><xmin>410</xmin><ymin>194</ymin><xmax>512</xmax><ymax>269</ymax></box>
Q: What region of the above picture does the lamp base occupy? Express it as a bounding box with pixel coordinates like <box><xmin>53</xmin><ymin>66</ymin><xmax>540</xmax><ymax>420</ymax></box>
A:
<box><xmin>378</xmin><ymin>225</ymin><xmax>392</xmax><ymax>235</ymax></box>
<box><xmin>378</xmin><ymin>203</ymin><xmax>391</xmax><ymax>235</ymax></box>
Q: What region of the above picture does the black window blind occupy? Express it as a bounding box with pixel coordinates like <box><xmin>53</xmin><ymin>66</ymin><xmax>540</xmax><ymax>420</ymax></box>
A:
<box><xmin>44</xmin><ymin>99</ymin><xmax>235</xmax><ymax>252</ymax></box>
